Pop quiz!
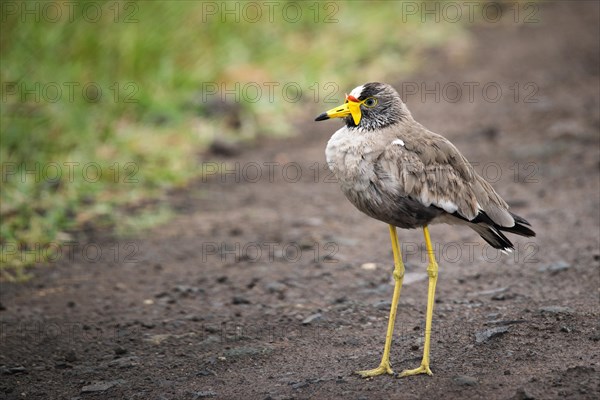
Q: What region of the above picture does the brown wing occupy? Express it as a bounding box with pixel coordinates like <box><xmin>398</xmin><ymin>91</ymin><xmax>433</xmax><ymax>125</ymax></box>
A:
<box><xmin>380</xmin><ymin>131</ymin><xmax>514</xmax><ymax>227</ymax></box>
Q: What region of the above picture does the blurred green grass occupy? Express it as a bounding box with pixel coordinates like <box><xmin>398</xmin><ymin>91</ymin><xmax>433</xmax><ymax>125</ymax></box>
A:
<box><xmin>1</xmin><ymin>0</ymin><xmax>467</xmax><ymax>280</ymax></box>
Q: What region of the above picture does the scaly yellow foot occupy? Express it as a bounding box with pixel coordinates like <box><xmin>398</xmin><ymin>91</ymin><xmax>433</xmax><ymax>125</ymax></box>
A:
<box><xmin>399</xmin><ymin>364</ymin><xmax>433</xmax><ymax>377</ymax></box>
<box><xmin>355</xmin><ymin>361</ymin><xmax>394</xmax><ymax>378</ymax></box>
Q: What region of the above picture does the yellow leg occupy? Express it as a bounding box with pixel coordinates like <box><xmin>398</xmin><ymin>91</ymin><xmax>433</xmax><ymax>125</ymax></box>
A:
<box><xmin>356</xmin><ymin>225</ymin><xmax>405</xmax><ymax>378</ymax></box>
<box><xmin>399</xmin><ymin>225</ymin><xmax>438</xmax><ymax>377</ymax></box>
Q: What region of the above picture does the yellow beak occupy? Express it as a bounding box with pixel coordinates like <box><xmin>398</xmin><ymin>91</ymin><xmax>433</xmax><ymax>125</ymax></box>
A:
<box><xmin>315</xmin><ymin>99</ymin><xmax>363</xmax><ymax>125</ymax></box>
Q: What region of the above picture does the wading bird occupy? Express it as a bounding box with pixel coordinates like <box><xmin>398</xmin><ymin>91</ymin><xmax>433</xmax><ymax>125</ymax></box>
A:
<box><xmin>315</xmin><ymin>82</ymin><xmax>535</xmax><ymax>378</ymax></box>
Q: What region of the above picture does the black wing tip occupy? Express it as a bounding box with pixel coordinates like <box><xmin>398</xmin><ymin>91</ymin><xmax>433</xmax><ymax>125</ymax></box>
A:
<box><xmin>484</xmin><ymin>227</ymin><xmax>515</xmax><ymax>251</ymax></box>
<box><xmin>505</xmin><ymin>212</ymin><xmax>536</xmax><ymax>237</ymax></box>
<box><xmin>514</xmin><ymin>224</ymin><xmax>536</xmax><ymax>237</ymax></box>
<box><xmin>511</xmin><ymin>212</ymin><xmax>532</xmax><ymax>227</ymax></box>
<box><xmin>451</xmin><ymin>209</ymin><xmax>536</xmax><ymax>238</ymax></box>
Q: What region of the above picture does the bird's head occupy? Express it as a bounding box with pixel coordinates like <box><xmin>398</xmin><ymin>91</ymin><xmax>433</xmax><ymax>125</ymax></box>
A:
<box><xmin>315</xmin><ymin>82</ymin><xmax>410</xmax><ymax>131</ymax></box>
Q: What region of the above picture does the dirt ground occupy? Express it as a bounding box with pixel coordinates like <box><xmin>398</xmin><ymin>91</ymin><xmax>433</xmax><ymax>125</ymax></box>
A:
<box><xmin>1</xmin><ymin>2</ymin><xmax>599</xmax><ymax>399</ymax></box>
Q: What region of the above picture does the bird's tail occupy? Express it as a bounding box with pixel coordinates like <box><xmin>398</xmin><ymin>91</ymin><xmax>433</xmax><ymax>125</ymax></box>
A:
<box><xmin>470</xmin><ymin>212</ymin><xmax>536</xmax><ymax>251</ymax></box>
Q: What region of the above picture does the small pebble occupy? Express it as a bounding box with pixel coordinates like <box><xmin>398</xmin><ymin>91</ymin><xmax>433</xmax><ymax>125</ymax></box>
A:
<box><xmin>80</xmin><ymin>380</ymin><xmax>124</xmax><ymax>393</ymax></box>
<box><xmin>265</xmin><ymin>282</ymin><xmax>286</xmax><ymax>294</ymax></box>
<box><xmin>232</xmin><ymin>296</ymin><xmax>250</xmax><ymax>305</ymax></box>
<box><xmin>64</xmin><ymin>350</ymin><xmax>77</xmax><ymax>363</ymax></box>
<box><xmin>538</xmin><ymin>306</ymin><xmax>573</xmax><ymax>315</ymax></box>
<box><xmin>192</xmin><ymin>391</ymin><xmax>217</xmax><ymax>399</ymax></box>
<box><xmin>361</xmin><ymin>263</ymin><xmax>377</xmax><ymax>271</ymax></box>
<box><xmin>538</xmin><ymin>261</ymin><xmax>571</xmax><ymax>274</ymax></box>
<box><xmin>475</xmin><ymin>326</ymin><xmax>510</xmax><ymax>344</ymax></box>
<box><xmin>374</xmin><ymin>300</ymin><xmax>392</xmax><ymax>310</ymax></box>
<box><xmin>453</xmin><ymin>375</ymin><xmax>478</xmax><ymax>386</ymax></box>
<box><xmin>512</xmin><ymin>387</ymin><xmax>536</xmax><ymax>400</ymax></box>
<box><xmin>302</xmin><ymin>313</ymin><xmax>323</xmax><ymax>325</ymax></box>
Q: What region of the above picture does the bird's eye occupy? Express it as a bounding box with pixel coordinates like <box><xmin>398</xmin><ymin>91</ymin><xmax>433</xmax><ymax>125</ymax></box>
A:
<box><xmin>364</xmin><ymin>97</ymin><xmax>377</xmax><ymax>107</ymax></box>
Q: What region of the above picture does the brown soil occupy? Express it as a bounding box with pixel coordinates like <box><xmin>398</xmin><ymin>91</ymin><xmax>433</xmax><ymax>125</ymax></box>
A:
<box><xmin>1</xmin><ymin>3</ymin><xmax>599</xmax><ymax>399</ymax></box>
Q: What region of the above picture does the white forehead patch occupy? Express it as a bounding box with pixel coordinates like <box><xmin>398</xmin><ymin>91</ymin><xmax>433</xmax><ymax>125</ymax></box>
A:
<box><xmin>349</xmin><ymin>85</ymin><xmax>364</xmax><ymax>99</ymax></box>
<box><xmin>392</xmin><ymin>139</ymin><xmax>405</xmax><ymax>146</ymax></box>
